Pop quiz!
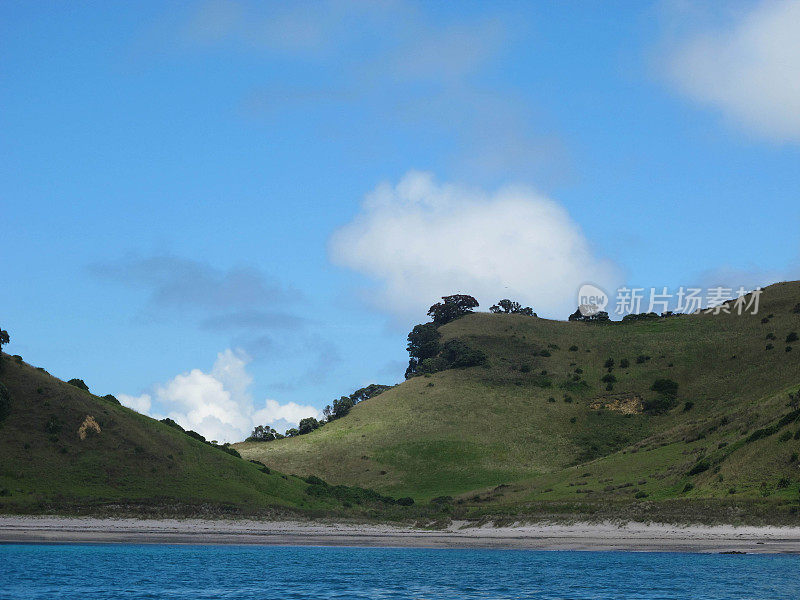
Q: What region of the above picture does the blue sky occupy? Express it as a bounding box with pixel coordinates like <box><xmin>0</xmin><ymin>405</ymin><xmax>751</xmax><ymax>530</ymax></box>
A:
<box><xmin>2</xmin><ymin>1</ymin><xmax>799</xmax><ymax>442</ymax></box>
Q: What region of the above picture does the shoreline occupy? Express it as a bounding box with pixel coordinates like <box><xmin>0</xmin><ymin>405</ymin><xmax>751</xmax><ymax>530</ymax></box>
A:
<box><xmin>2</xmin><ymin>516</ymin><xmax>800</xmax><ymax>553</ymax></box>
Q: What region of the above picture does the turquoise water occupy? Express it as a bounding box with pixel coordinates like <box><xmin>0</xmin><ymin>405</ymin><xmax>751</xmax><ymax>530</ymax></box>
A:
<box><xmin>1</xmin><ymin>544</ymin><xmax>798</xmax><ymax>599</ymax></box>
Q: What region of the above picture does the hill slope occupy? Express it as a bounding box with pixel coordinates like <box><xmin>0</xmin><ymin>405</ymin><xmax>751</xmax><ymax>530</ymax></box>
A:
<box><xmin>0</xmin><ymin>357</ymin><xmax>371</xmax><ymax>516</ymax></box>
<box><xmin>237</xmin><ymin>282</ymin><xmax>800</xmax><ymax>522</ymax></box>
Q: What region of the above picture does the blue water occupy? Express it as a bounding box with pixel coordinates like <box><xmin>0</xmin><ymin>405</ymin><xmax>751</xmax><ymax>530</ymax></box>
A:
<box><xmin>1</xmin><ymin>544</ymin><xmax>798</xmax><ymax>599</ymax></box>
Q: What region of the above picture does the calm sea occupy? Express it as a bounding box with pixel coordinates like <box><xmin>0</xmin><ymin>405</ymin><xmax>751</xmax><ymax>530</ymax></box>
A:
<box><xmin>1</xmin><ymin>544</ymin><xmax>798</xmax><ymax>599</ymax></box>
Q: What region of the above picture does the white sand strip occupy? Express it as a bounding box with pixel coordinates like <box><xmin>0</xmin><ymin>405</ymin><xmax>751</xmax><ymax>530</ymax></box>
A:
<box><xmin>1</xmin><ymin>516</ymin><xmax>800</xmax><ymax>553</ymax></box>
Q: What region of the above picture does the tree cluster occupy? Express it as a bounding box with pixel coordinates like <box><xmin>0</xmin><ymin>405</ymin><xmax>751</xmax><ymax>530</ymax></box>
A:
<box><xmin>489</xmin><ymin>299</ymin><xmax>536</xmax><ymax>316</ymax></box>
<box><xmin>644</xmin><ymin>378</ymin><xmax>679</xmax><ymax>414</ymax></box>
<box><xmin>248</xmin><ymin>383</ymin><xmax>391</xmax><ymax>442</ymax></box>
<box><xmin>427</xmin><ymin>294</ymin><xmax>479</xmax><ymax>325</ymax></box>
<box><xmin>405</xmin><ymin>294</ymin><xmax>491</xmax><ymax>378</ymax></box>
<box><xmin>323</xmin><ymin>384</ymin><xmax>392</xmax><ymax>422</ymax></box>
<box><xmin>405</xmin><ymin>323</ymin><xmax>442</xmax><ymax>378</ymax></box>
<box><xmin>247</xmin><ymin>425</ymin><xmax>283</xmax><ymax>442</ymax></box>
<box><xmin>568</xmin><ymin>308</ymin><xmax>610</xmax><ymax>322</ymax></box>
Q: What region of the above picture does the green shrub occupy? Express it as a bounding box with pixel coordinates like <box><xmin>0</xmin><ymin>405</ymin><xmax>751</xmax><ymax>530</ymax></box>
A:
<box><xmin>644</xmin><ymin>396</ymin><xmax>677</xmax><ymax>414</ymax></box>
<box><xmin>779</xmin><ymin>430</ymin><xmax>792</xmax><ymax>442</ymax></box>
<box><xmin>619</xmin><ymin>358</ymin><xmax>630</xmax><ymax>369</ymax></box>
<box><xmin>396</xmin><ymin>496</ymin><xmax>415</xmax><ymax>506</ymax></box>
<box><xmin>601</xmin><ymin>373</ymin><xmax>616</xmax><ymax>384</ymax></box>
<box><xmin>441</xmin><ymin>339</ymin><xmax>487</xmax><ymax>368</ymax></box>
<box><xmin>298</xmin><ymin>417</ymin><xmax>321</xmax><ymax>435</ymax></box>
<box><xmin>569</xmin><ymin>345</ymin><xmax>578</xmax><ymax>352</ymax></box>
<box><xmin>682</xmin><ymin>482</ymin><xmax>694</xmax><ymax>493</ymax></box>
<box><xmin>688</xmin><ymin>460</ymin><xmax>710</xmax><ymax>476</ymax></box>
<box><xmin>766</xmin><ymin>344</ymin><xmax>774</xmax><ymax>350</ymax></box>
<box><xmin>102</xmin><ymin>394</ymin><xmax>120</xmax><ymax>405</ymax></box>
<box><xmin>787</xmin><ymin>332</ymin><xmax>799</xmax><ymax>344</ymax></box>
<box><xmin>67</xmin><ymin>379</ymin><xmax>90</xmax><ymax>392</ymax></box>
<box><xmin>683</xmin><ymin>401</ymin><xmax>694</xmax><ymax>412</ymax></box>
<box><xmin>185</xmin><ymin>430</ymin><xmax>207</xmax><ymax>443</ymax></box>
<box><xmin>218</xmin><ymin>444</ymin><xmax>241</xmax><ymax>458</ymax></box>
<box><xmin>160</xmin><ymin>417</ymin><xmax>185</xmax><ymax>432</ymax></box>
<box><xmin>12</xmin><ymin>355</ymin><xmax>23</xmax><ymax>364</ymax></box>
<box><xmin>742</xmin><ymin>411</ymin><xmax>800</xmax><ymax>444</ymax></box>
<box><xmin>305</xmin><ymin>481</ymin><xmax>396</xmax><ymax>505</ymax></box>
<box><xmin>604</xmin><ymin>358</ymin><xmax>615</xmax><ymax>370</ymax></box>
<box><xmin>636</xmin><ymin>355</ymin><xmax>651</xmax><ymax>364</ymax></box>
<box><xmin>249</xmin><ymin>460</ymin><xmax>271</xmax><ymax>474</ymax></box>
<box><xmin>651</xmin><ymin>378</ymin><xmax>679</xmax><ymax>397</ymax></box>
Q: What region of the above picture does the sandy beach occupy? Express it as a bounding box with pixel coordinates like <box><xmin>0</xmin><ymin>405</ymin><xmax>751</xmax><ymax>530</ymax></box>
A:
<box><xmin>2</xmin><ymin>516</ymin><xmax>799</xmax><ymax>553</ymax></box>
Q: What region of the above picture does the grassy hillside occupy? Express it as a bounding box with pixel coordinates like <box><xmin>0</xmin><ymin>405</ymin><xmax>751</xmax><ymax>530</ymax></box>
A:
<box><xmin>0</xmin><ymin>357</ymin><xmax>405</xmax><ymax>517</ymax></box>
<box><xmin>237</xmin><ymin>281</ymin><xmax>800</xmax><ymax>522</ymax></box>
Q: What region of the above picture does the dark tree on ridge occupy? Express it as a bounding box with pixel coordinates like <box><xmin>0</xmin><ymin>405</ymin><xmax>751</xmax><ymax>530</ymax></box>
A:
<box><xmin>427</xmin><ymin>294</ymin><xmax>479</xmax><ymax>326</ymax></box>
<box><xmin>489</xmin><ymin>299</ymin><xmax>536</xmax><ymax>316</ymax></box>
<box><xmin>405</xmin><ymin>323</ymin><xmax>441</xmax><ymax>378</ymax></box>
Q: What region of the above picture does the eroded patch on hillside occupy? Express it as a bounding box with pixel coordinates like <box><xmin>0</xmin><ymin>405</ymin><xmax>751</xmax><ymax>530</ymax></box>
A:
<box><xmin>590</xmin><ymin>394</ymin><xmax>643</xmax><ymax>415</ymax></box>
<box><xmin>78</xmin><ymin>415</ymin><xmax>101</xmax><ymax>440</ymax></box>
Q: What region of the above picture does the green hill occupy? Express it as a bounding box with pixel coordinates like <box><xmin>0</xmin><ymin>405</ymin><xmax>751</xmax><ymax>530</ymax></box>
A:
<box><xmin>0</xmin><ymin>356</ymin><xmax>401</xmax><ymax>517</ymax></box>
<box><xmin>237</xmin><ymin>281</ymin><xmax>800</xmax><ymax>523</ymax></box>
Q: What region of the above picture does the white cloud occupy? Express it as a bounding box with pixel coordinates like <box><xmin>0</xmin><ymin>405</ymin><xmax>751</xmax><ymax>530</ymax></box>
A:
<box><xmin>252</xmin><ymin>400</ymin><xmax>321</xmax><ymax>438</ymax></box>
<box><xmin>118</xmin><ymin>393</ymin><xmax>152</xmax><ymax>414</ymax></box>
<box><xmin>120</xmin><ymin>349</ymin><xmax>319</xmax><ymax>443</ymax></box>
<box><xmin>664</xmin><ymin>1</ymin><xmax>800</xmax><ymax>141</ymax></box>
<box><xmin>329</xmin><ymin>171</ymin><xmax>621</xmax><ymax>319</ymax></box>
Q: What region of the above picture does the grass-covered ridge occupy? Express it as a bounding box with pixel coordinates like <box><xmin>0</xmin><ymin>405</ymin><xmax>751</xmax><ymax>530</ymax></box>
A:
<box><xmin>0</xmin><ymin>357</ymin><xmax>416</xmax><ymax>518</ymax></box>
<box><xmin>237</xmin><ymin>281</ymin><xmax>800</xmax><ymax>522</ymax></box>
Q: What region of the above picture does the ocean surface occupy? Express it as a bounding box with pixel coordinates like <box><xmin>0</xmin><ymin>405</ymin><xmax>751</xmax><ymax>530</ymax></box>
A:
<box><xmin>1</xmin><ymin>544</ymin><xmax>798</xmax><ymax>599</ymax></box>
